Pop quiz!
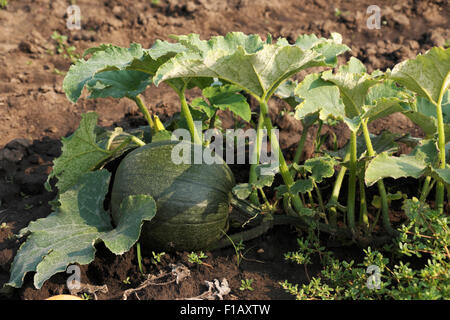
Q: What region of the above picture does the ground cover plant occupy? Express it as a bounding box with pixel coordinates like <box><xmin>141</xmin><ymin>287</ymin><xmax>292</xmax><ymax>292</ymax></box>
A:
<box><xmin>1</xmin><ymin>29</ymin><xmax>449</xmax><ymax>299</ymax></box>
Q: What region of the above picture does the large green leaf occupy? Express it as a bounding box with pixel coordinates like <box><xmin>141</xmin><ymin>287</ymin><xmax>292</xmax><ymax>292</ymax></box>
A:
<box><xmin>294</xmin><ymin>73</ymin><xmax>361</xmax><ymax>131</ymax></box>
<box><xmin>362</xmin><ymin>80</ymin><xmax>410</xmax><ymax>122</ymax></box>
<box><xmin>63</xmin><ymin>41</ymin><xmax>185</xmax><ymax>102</ymax></box>
<box><xmin>365</xmin><ymin>140</ymin><xmax>438</xmax><ymax>186</ymax></box>
<box><xmin>295</xmin><ymin>33</ymin><xmax>349</xmax><ymax>66</ymax></box>
<box><xmin>274</xmin><ymin>79</ymin><xmax>302</xmax><ymax>107</ymax></box>
<box><xmin>321</xmin><ymin>59</ymin><xmax>379</xmax><ymax>118</ymax></box>
<box><xmin>64</xmin><ymin>44</ymin><xmax>146</xmax><ymax>102</ymax></box>
<box><xmin>295</xmin><ymin>74</ymin><xmax>346</xmax><ymax>121</ymax></box>
<box><xmin>46</xmin><ymin>113</ymin><xmax>113</xmax><ymax>193</ymax></box>
<box><xmin>86</xmin><ymin>70</ymin><xmax>151</xmax><ymax>99</ymax></box>
<box><xmin>7</xmin><ymin>170</ymin><xmax>157</xmax><ymax>289</ymax></box>
<box><xmin>202</xmin><ymin>84</ymin><xmax>251</xmax><ymax>122</ymax></box>
<box><xmin>389</xmin><ymin>47</ymin><xmax>450</xmax><ymax>104</ymax></box>
<box><xmin>154</xmin><ymin>32</ymin><xmax>349</xmax><ymax>100</ymax></box>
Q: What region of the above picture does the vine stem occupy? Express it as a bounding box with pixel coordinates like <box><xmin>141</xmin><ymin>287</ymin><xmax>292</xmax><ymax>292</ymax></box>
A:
<box><xmin>136</xmin><ymin>242</ymin><xmax>144</xmax><ymax>275</ymax></box>
<box><xmin>178</xmin><ymin>87</ymin><xmax>202</xmax><ymax>145</ymax></box>
<box><xmin>347</xmin><ymin>130</ymin><xmax>357</xmax><ymax>232</ymax></box>
<box><xmin>248</xmin><ymin>112</ymin><xmax>264</xmax><ymax>205</ymax></box>
<box><xmin>328</xmin><ymin>149</ymin><xmax>350</xmax><ymax>227</ymax></box>
<box><xmin>361</xmin><ymin>120</ymin><xmax>394</xmax><ymax>234</ymax></box>
<box><xmin>359</xmin><ymin>176</ymin><xmax>369</xmax><ymax>233</ymax></box>
<box><xmin>259</xmin><ymin>100</ymin><xmax>304</xmax><ymax>212</ymax></box>
<box><xmin>434</xmin><ymin>88</ymin><xmax>446</xmax><ymax>214</ymax></box>
<box><xmin>292</xmin><ymin>121</ymin><xmax>310</xmax><ymax>166</ymax></box>
<box><xmin>131</xmin><ymin>95</ymin><xmax>154</xmax><ymax>130</ymax></box>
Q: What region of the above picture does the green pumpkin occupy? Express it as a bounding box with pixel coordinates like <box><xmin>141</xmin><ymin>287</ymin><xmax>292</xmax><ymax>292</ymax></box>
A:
<box><xmin>110</xmin><ymin>140</ymin><xmax>235</xmax><ymax>251</ymax></box>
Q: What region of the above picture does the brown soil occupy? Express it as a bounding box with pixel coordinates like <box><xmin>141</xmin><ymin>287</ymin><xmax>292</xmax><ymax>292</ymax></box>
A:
<box><xmin>0</xmin><ymin>0</ymin><xmax>448</xmax><ymax>300</ymax></box>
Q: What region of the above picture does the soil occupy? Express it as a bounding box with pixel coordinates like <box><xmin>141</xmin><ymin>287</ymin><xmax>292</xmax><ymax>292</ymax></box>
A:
<box><xmin>0</xmin><ymin>0</ymin><xmax>448</xmax><ymax>300</ymax></box>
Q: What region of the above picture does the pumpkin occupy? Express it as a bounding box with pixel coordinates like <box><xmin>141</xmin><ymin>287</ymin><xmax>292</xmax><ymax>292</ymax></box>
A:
<box><xmin>110</xmin><ymin>140</ymin><xmax>235</xmax><ymax>251</ymax></box>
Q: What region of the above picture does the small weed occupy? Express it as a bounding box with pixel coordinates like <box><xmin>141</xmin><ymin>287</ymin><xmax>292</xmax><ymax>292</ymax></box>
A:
<box><xmin>0</xmin><ymin>222</ymin><xmax>8</xmax><ymax>230</ymax></box>
<box><xmin>151</xmin><ymin>251</ymin><xmax>166</xmax><ymax>265</ymax></box>
<box><xmin>187</xmin><ymin>251</ymin><xmax>208</xmax><ymax>265</ymax></box>
<box><xmin>51</xmin><ymin>31</ymin><xmax>80</xmax><ymax>64</ymax></box>
<box><xmin>0</xmin><ymin>0</ymin><xmax>7</xmax><ymax>9</ymax></box>
<box><xmin>334</xmin><ymin>8</ymin><xmax>342</xmax><ymax>17</ymax></box>
<box><xmin>239</xmin><ymin>279</ymin><xmax>254</xmax><ymax>291</ymax></box>
<box><xmin>122</xmin><ymin>277</ymin><xmax>131</xmax><ymax>285</ymax></box>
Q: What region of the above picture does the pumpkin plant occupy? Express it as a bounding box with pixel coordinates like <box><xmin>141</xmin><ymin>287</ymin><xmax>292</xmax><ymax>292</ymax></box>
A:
<box><xmin>367</xmin><ymin>47</ymin><xmax>450</xmax><ymax>213</ymax></box>
<box><xmin>5</xmin><ymin>31</ymin><xmax>448</xmax><ymax>292</ymax></box>
<box><xmin>4</xmin><ymin>32</ymin><xmax>344</xmax><ymax>289</ymax></box>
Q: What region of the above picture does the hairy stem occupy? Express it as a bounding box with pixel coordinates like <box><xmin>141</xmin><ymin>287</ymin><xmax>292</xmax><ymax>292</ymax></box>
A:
<box><xmin>434</xmin><ymin>90</ymin><xmax>446</xmax><ymax>214</ymax></box>
<box><xmin>313</xmin><ymin>180</ymin><xmax>327</xmax><ymax>223</ymax></box>
<box><xmin>328</xmin><ymin>149</ymin><xmax>350</xmax><ymax>227</ymax></box>
<box><xmin>361</xmin><ymin>120</ymin><xmax>393</xmax><ymax>234</ymax></box>
<box><xmin>248</xmin><ymin>112</ymin><xmax>264</xmax><ymax>205</ymax></box>
<box><xmin>347</xmin><ymin>131</ymin><xmax>357</xmax><ymax>232</ymax></box>
<box><xmin>259</xmin><ymin>100</ymin><xmax>304</xmax><ymax>212</ymax></box>
<box><xmin>131</xmin><ymin>95</ymin><xmax>154</xmax><ymax>130</ymax></box>
<box><xmin>293</xmin><ymin>121</ymin><xmax>310</xmax><ymax>165</ymax></box>
<box><xmin>359</xmin><ymin>176</ymin><xmax>369</xmax><ymax>233</ymax></box>
<box><xmin>178</xmin><ymin>88</ymin><xmax>202</xmax><ymax>145</ymax></box>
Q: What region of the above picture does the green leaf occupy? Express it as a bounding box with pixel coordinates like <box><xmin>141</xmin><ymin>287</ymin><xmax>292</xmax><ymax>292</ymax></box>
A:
<box><xmin>304</xmin><ymin>157</ymin><xmax>336</xmax><ymax>183</ymax></box>
<box><xmin>232</xmin><ymin>183</ymin><xmax>253</xmax><ymax>200</ymax></box>
<box><xmin>7</xmin><ymin>170</ymin><xmax>156</xmax><ymax>289</ymax></box>
<box><xmin>86</xmin><ymin>70</ymin><xmax>151</xmax><ymax>99</ymax></box>
<box><xmin>291</xmin><ymin>179</ymin><xmax>314</xmax><ymax>193</ymax></box>
<box><xmin>362</xmin><ymin>80</ymin><xmax>410</xmax><ymax>122</ymax></box>
<box><xmin>390</xmin><ymin>47</ymin><xmax>450</xmax><ymax>104</ymax></box>
<box><xmin>274</xmin><ymin>79</ymin><xmax>302</xmax><ymax>107</ymax></box>
<box><xmin>191</xmin><ymin>97</ymin><xmax>216</xmax><ymax>119</ymax></box>
<box><xmin>253</xmin><ymin>175</ymin><xmax>274</xmax><ymax>189</ymax></box>
<box><xmin>202</xmin><ymin>84</ymin><xmax>251</xmax><ymax>122</ymax></box>
<box><xmin>338</xmin><ymin>56</ymin><xmax>366</xmax><ymax>74</ymax></box>
<box><xmin>432</xmin><ymin>166</ymin><xmax>450</xmax><ymax>185</ymax></box>
<box><xmin>63</xmin><ymin>44</ymin><xmax>146</xmax><ymax>103</ymax></box>
<box><xmin>64</xmin><ymin>41</ymin><xmax>185</xmax><ymax>103</ymax></box>
<box><xmin>47</xmin><ymin>112</ymin><xmax>113</xmax><ymax>193</ymax></box>
<box><xmin>295</xmin><ymin>33</ymin><xmax>349</xmax><ymax>66</ymax></box>
<box><xmin>365</xmin><ymin>140</ymin><xmax>438</xmax><ymax>186</ymax></box>
<box><xmin>295</xmin><ymin>73</ymin><xmax>347</xmax><ymax>122</ymax></box>
<box><xmin>321</xmin><ymin>59</ymin><xmax>379</xmax><ymax>118</ymax></box>
<box><xmin>155</xmin><ymin>32</ymin><xmax>348</xmax><ymax>100</ymax></box>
